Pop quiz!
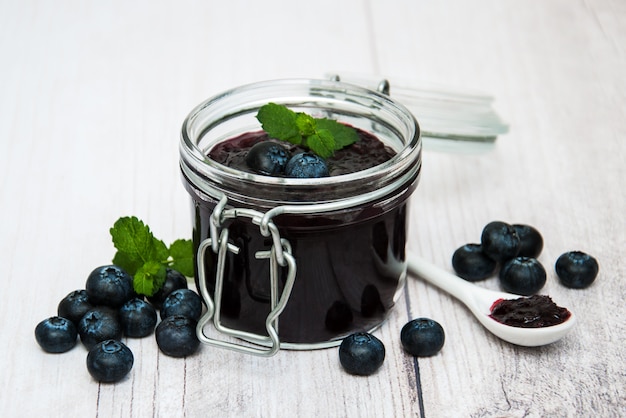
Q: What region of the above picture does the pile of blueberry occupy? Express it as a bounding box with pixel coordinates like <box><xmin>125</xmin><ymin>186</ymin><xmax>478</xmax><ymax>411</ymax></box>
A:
<box><xmin>338</xmin><ymin>318</ymin><xmax>446</xmax><ymax>376</ymax></box>
<box><xmin>246</xmin><ymin>141</ymin><xmax>329</xmax><ymax>178</ymax></box>
<box><xmin>451</xmin><ymin>221</ymin><xmax>599</xmax><ymax>295</ymax></box>
<box><xmin>34</xmin><ymin>265</ymin><xmax>202</xmax><ymax>383</ymax></box>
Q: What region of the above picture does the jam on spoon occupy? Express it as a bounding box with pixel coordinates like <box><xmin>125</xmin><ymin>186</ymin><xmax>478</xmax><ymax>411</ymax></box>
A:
<box><xmin>489</xmin><ymin>295</ymin><xmax>571</xmax><ymax>328</ymax></box>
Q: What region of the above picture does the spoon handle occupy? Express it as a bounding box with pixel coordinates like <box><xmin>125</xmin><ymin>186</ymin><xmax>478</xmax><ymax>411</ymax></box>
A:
<box><xmin>406</xmin><ymin>252</ymin><xmax>490</xmax><ymax>303</ymax></box>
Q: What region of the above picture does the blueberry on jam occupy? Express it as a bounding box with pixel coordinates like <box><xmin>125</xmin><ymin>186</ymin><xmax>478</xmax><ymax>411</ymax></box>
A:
<box><xmin>245</xmin><ymin>141</ymin><xmax>290</xmax><ymax>175</ymax></box>
<box><xmin>285</xmin><ymin>152</ymin><xmax>329</xmax><ymax>178</ymax></box>
<box><xmin>208</xmin><ymin>130</ymin><xmax>395</xmax><ymax>177</ymax></box>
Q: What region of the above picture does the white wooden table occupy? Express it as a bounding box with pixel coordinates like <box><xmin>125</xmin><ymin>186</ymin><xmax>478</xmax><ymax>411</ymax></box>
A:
<box><xmin>1</xmin><ymin>1</ymin><xmax>624</xmax><ymax>417</ymax></box>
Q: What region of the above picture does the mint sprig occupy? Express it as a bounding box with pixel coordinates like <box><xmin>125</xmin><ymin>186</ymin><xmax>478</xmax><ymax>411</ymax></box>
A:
<box><xmin>110</xmin><ymin>216</ymin><xmax>194</xmax><ymax>296</ymax></box>
<box><xmin>256</xmin><ymin>103</ymin><xmax>358</xmax><ymax>158</ymax></box>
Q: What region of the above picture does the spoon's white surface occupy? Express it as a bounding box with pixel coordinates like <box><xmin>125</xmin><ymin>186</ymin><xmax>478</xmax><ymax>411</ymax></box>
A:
<box><xmin>406</xmin><ymin>252</ymin><xmax>576</xmax><ymax>347</ymax></box>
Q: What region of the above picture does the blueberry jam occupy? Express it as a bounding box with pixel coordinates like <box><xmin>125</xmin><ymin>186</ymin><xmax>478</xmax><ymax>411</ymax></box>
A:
<box><xmin>184</xmin><ymin>131</ymin><xmax>415</xmax><ymax>345</ymax></box>
<box><xmin>188</xmin><ymin>182</ymin><xmax>411</xmax><ymax>345</ymax></box>
<box><xmin>489</xmin><ymin>295</ymin><xmax>571</xmax><ymax>328</ymax></box>
<box><xmin>208</xmin><ymin>129</ymin><xmax>395</xmax><ymax>177</ymax></box>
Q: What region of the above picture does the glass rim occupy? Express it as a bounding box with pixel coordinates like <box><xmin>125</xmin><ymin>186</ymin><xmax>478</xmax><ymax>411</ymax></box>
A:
<box><xmin>179</xmin><ymin>78</ymin><xmax>421</xmax><ymax>200</ymax></box>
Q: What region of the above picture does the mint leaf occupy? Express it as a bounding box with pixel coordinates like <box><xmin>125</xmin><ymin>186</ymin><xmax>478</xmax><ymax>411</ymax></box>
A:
<box><xmin>315</xmin><ymin>118</ymin><xmax>359</xmax><ymax>149</ymax></box>
<box><xmin>306</xmin><ymin>129</ymin><xmax>335</xmax><ymax>158</ymax></box>
<box><xmin>295</xmin><ymin>113</ymin><xmax>316</xmax><ymax>137</ymax></box>
<box><xmin>112</xmin><ymin>250</ymin><xmax>143</xmax><ymax>276</ymax></box>
<box><xmin>169</xmin><ymin>239</ymin><xmax>195</xmax><ymax>277</ymax></box>
<box><xmin>257</xmin><ymin>102</ymin><xmax>301</xmax><ymax>145</ymax></box>
<box><xmin>110</xmin><ymin>216</ymin><xmax>169</xmax><ymax>272</ymax></box>
<box><xmin>110</xmin><ymin>216</ymin><xmax>194</xmax><ymax>296</ymax></box>
<box><xmin>256</xmin><ymin>103</ymin><xmax>359</xmax><ymax>158</ymax></box>
<box><xmin>133</xmin><ymin>261</ymin><xmax>166</xmax><ymax>297</ymax></box>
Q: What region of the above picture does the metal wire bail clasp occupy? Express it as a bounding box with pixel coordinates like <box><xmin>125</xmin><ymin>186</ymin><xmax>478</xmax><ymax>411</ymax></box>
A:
<box><xmin>196</xmin><ymin>197</ymin><xmax>297</xmax><ymax>357</ymax></box>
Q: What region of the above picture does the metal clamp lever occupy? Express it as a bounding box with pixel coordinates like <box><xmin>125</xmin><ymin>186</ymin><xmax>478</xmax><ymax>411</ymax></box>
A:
<box><xmin>196</xmin><ymin>221</ymin><xmax>296</xmax><ymax>357</ymax></box>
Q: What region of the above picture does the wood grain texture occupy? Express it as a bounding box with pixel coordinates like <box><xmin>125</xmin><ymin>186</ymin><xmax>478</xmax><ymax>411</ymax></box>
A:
<box><xmin>1</xmin><ymin>1</ymin><xmax>624</xmax><ymax>417</ymax></box>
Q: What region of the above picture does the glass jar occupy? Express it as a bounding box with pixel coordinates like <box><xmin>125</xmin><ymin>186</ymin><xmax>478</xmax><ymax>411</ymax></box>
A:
<box><xmin>180</xmin><ymin>79</ymin><xmax>421</xmax><ymax>356</ymax></box>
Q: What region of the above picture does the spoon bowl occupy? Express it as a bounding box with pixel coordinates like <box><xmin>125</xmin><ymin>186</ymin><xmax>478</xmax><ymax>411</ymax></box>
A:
<box><xmin>406</xmin><ymin>252</ymin><xmax>576</xmax><ymax>347</ymax></box>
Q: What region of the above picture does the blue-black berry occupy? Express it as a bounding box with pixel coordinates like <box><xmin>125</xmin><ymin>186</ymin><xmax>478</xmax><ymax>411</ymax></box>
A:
<box><xmin>481</xmin><ymin>221</ymin><xmax>520</xmax><ymax>262</ymax></box>
<box><xmin>78</xmin><ymin>307</ymin><xmax>123</xmax><ymax>350</ymax></box>
<box><xmin>285</xmin><ymin>152</ymin><xmax>329</xmax><ymax>178</ymax></box>
<box><xmin>86</xmin><ymin>340</ymin><xmax>133</xmax><ymax>383</ymax></box>
<box><xmin>85</xmin><ymin>265</ymin><xmax>134</xmax><ymax>308</ymax></box>
<box><xmin>147</xmin><ymin>268</ymin><xmax>188</xmax><ymax>309</ymax></box>
<box><xmin>555</xmin><ymin>251</ymin><xmax>599</xmax><ymax>289</ymax></box>
<box><xmin>451</xmin><ymin>243</ymin><xmax>497</xmax><ymax>281</ymax></box>
<box><xmin>155</xmin><ymin>315</ymin><xmax>200</xmax><ymax>357</ymax></box>
<box><xmin>513</xmin><ymin>224</ymin><xmax>544</xmax><ymax>258</ymax></box>
<box><xmin>499</xmin><ymin>257</ymin><xmax>546</xmax><ymax>296</ymax></box>
<box><xmin>245</xmin><ymin>141</ymin><xmax>290</xmax><ymax>175</ymax></box>
<box><xmin>57</xmin><ymin>289</ymin><xmax>94</xmax><ymax>326</ymax></box>
<box><xmin>119</xmin><ymin>298</ymin><xmax>157</xmax><ymax>338</ymax></box>
<box><xmin>400</xmin><ymin>318</ymin><xmax>445</xmax><ymax>357</ymax></box>
<box><xmin>35</xmin><ymin>316</ymin><xmax>78</xmax><ymax>353</ymax></box>
<box><xmin>160</xmin><ymin>289</ymin><xmax>203</xmax><ymax>321</ymax></box>
<box><xmin>338</xmin><ymin>332</ymin><xmax>385</xmax><ymax>376</ymax></box>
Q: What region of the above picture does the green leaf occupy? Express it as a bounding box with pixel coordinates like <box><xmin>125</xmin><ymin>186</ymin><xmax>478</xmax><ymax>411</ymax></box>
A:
<box><xmin>306</xmin><ymin>130</ymin><xmax>335</xmax><ymax>158</ymax></box>
<box><xmin>315</xmin><ymin>118</ymin><xmax>359</xmax><ymax>149</ymax></box>
<box><xmin>295</xmin><ymin>113</ymin><xmax>316</xmax><ymax>137</ymax></box>
<box><xmin>256</xmin><ymin>103</ymin><xmax>301</xmax><ymax>144</ymax></box>
<box><xmin>110</xmin><ymin>216</ymin><xmax>169</xmax><ymax>268</ymax></box>
<box><xmin>109</xmin><ymin>216</ymin><xmax>194</xmax><ymax>296</ymax></box>
<box><xmin>133</xmin><ymin>261</ymin><xmax>167</xmax><ymax>297</ymax></box>
<box><xmin>256</xmin><ymin>103</ymin><xmax>360</xmax><ymax>158</ymax></box>
<box><xmin>169</xmin><ymin>239</ymin><xmax>195</xmax><ymax>277</ymax></box>
<box><xmin>112</xmin><ymin>250</ymin><xmax>143</xmax><ymax>276</ymax></box>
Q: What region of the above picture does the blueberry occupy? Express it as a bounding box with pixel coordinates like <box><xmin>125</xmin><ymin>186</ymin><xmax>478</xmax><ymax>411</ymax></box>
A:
<box><xmin>338</xmin><ymin>332</ymin><xmax>385</xmax><ymax>376</ymax></box>
<box><xmin>86</xmin><ymin>340</ymin><xmax>133</xmax><ymax>383</ymax></box>
<box><xmin>245</xmin><ymin>141</ymin><xmax>290</xmax><ymax>175</ymax></box>
<box><xmin>555</xmin><ymin>251</ymin><xmax>599</xmax><ymax>289</ymax></box>
<box><xmin>35</xmin><ymin>316</ymin><xmax>78</xmax><ymax>353</ymax></box>
<box><xmin>78</xmin><ymin>307</ymin><xmax>123</xmax><ymax>350</ymax></box>
<box><xmin>400</xmin><ymin>318</ymin><xmax>445</xmax><ymax>357</ymax></box>
<box><xmin>451</xmin><ymin>243</ymin><xmax>497</xmax><ymax>281</ymax></box>
<box><xmin>119</xmin><ymin>298</ymin><xmax>157</xmax><ymax>338</ymax></box>
<box><xmin>285</xmin><ymin>152</ymin><xmax>329</xmax><ymax>178</ymax></box>
<box><xmin>499</xmin><ymin>257</ymin><xmax>546</xmax><ymax>296</ymax></box>
<box><xmin>160</xmin><ymin>289</ymin><xmax>203</xmax><ymax>321</ymax></box>
<box><xmin>147</xmin><ymin>268</ymin><xmax>188</xmax><ymax>309</ymax></box>
<box><xmin>85</xmin><ymin>265</ymin><xmax>134</xmax><ymax>307</ymax></box>
<box><xmin>155</xmin><ymin>315</ymin><xmax>200</xmax><ymax>357</ymax></box>
<box><xmin>57</xmin><ymin>290</ymin><xmax>94</xmax><ymax>326</ymax></box>
<box><xmin>513</xmin><ymin>224</ymin><xmax>544</xmax><ymax>258</ymax></box>
<box><xmin>481</xmin><ymin>221</ymin><xmax>521</xmax><ymax>262</ymax></box>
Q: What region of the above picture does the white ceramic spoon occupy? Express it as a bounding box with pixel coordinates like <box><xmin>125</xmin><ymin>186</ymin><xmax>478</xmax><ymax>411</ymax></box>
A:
<box><xmin>406</xmin><ymin>252</ymin><xmax>576</xmax><ymax>347</ymax></box>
